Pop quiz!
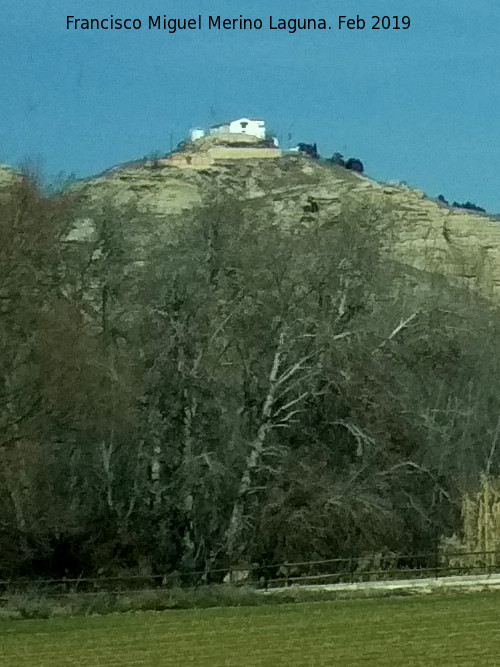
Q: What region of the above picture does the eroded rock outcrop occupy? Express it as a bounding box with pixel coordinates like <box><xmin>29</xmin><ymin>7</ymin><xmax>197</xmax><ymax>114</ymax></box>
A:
<box><xmin>68</xmin><ymin>142</ymin><xmax>500</xmax><ymax>300</ymax></box>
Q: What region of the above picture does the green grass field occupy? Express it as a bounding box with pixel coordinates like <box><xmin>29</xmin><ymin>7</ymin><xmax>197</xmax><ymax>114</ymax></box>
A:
<box><xmin>1</xmin><ymin>591</ymin><xmax>500</xmax><ymax>666</ymax></box>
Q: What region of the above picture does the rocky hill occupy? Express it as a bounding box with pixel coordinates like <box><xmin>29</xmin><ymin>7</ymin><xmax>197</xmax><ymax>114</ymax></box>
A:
<box><xmin>0</xmin><ymin>164</ymin><xmax>18</xmax><ymax>188</ymax></box>
<box><xmin>5</xmin><ymin>135</ymin><xmax>500</xmax><ymax>581</ymax></box>
<box><xmin>71</xmin><ymin>136</ymin><xmax>500</xmax><ymax>301</ymax></box>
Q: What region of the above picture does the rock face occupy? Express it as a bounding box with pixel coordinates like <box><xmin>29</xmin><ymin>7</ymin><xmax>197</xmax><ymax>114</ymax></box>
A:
<box><xmin>71</xmin><ymin>143</ymin><xmax>500</xmax><ymax>301</ymax></box>
<box><xmin>0</xmin><ymin>165</ymin><xmax>19</xmax><ymax>189</ymax></box>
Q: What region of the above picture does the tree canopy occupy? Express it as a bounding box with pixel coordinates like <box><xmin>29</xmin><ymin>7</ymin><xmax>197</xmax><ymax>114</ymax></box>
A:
<box><xmin>1</xmin><ymin>171</ymin><xmax>499</xmax><ymax>581</ymax></box>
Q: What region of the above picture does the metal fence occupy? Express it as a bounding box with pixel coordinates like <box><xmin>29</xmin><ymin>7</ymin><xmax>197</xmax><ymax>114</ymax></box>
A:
<box><xmin>1</xmin><ymin>549</ymin><xmax>500</xmax><ymax>601</ymax></box>
<box><xmin>220</xmin><ymin>549</ymin><xmax>500</xmax><ymax>589</ymax></box>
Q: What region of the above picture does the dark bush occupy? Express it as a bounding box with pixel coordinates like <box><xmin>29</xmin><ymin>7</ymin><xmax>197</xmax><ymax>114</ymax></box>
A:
<box><xmin>297</xmin><ymin>143</ymin><xmax>319</xmax><ymax>159</ymax></box>
<box><xmin>453</xmin><ymin>200</ymin><xmax>486</xmax><ymax>213</ymax></box>
<box><xmin>328</xmin><ymin>152</ymin><xmax>346</xmax><ymax>167</ymax></box>
<box><xmin>345</xmin><ymin>158</ymin><xmax>364</xmax><ymax>173</ymax></box>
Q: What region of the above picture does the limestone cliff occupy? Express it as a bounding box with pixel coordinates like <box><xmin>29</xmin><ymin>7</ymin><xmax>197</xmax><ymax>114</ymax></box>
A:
<box><xmin>0</xmin><ymin>165</ymin><xmax>18</xmax><ymax>188</ymax></box>
<box><xmin>70</xmin><ymin>139</ymin><xmax>500</xmax><ymax>300</ymax></box>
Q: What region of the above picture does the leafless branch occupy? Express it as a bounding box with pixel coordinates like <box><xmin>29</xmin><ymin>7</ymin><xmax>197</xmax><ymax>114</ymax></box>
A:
<box><xmin>373</xmin><ymin>310</ymin><xmax>419</xmax><ymax>353</ymax></box>
<box><xmin>273</xmin><ymin>391</ymin><xmax>309</xmax><ymax>418</ymax></box>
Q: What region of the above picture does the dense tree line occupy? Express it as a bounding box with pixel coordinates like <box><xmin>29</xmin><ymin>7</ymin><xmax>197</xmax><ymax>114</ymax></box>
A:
<box><xmin>326</xmin><ymin>152</ymin><xmax>365</xmax><ymax>173</ymax></box>
<box><xmin>1</xmin><ymin>172</ymin><xmax>500</xmax><ymax>583</ymax></box>
<box><xmin>297</xmin><ymin>145</ymin><xmax>365</xmax><ymax>174</ymax></box>
<box><xmin>437</xmin><ymin>194</ymin><xmax>486</xmax><ymax>213</ymax></box>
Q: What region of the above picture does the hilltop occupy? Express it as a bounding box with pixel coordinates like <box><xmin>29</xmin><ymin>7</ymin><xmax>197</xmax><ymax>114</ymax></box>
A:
<box><xmin>71</xmin><ymin>137</ymin><xmax>500</xmax><ymax>300</ymax></box>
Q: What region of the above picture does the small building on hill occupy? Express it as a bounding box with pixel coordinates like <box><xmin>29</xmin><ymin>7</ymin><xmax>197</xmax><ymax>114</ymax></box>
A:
<box><xmin>209</xmin><ymin>118</ymin><xmax>266</xmax><ymax>140</ymax></box>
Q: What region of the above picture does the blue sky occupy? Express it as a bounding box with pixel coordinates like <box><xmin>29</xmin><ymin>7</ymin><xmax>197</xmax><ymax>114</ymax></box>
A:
<box><xmin>1</xmin><ymin>0</ymin><xmax>499</xmax><ymax>210</ymax></box>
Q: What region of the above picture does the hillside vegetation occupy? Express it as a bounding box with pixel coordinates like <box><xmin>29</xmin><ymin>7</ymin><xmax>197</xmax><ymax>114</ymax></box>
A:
<box><xmin>2</xmin><ymin>151</ymin><xmax>500</xmax><ymax>582</ymax></box>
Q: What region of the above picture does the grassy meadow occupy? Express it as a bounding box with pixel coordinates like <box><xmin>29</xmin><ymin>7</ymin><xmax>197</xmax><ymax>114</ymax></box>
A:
<box><xmin>1</xmin><ymin>592</ymin><xmax>500</xmax><ymax>666</ymax></box>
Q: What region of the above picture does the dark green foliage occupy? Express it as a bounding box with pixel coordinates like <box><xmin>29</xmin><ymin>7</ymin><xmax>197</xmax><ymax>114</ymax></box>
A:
<box><xmin>327</xmin><ymin>153</ymin><xmax>364</xmax><ymax>173</ymax></box>
<box><xmin>327</xmin><ymin>152</ymin><xmax>346</xmax><ymax>167</ymax></box>
<box><xmin>297</xmin><ymin>143</ymin><xmax>319</xmax><ymax>159</ymax></box>
<box><xmin>345</xmin><ymin>157</ymin><xmax>364</xmax><ymax>173</ymax></box>
<box><xmin>452</xmin><ymin>200</ymin><xmax>486</xmax><ymax>213</ymax></box>
<box><xmin>438</xmin><ymin>194</ymin><xmax>486</xmax><ymax>213</ymax></box>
